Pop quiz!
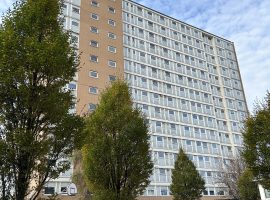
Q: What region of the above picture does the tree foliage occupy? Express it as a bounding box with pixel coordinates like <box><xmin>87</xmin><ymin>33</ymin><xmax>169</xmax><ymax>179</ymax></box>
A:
<box><xmin>238</xmin><ymin>169</ymin><xmax>260</xmax><ymax>200</ymax></box>
<box><xmin>0</xmin><ymin>0</ymin><xmax>84</xmax><ymax>199</ymax></box>
<box><xmin>170</xmin><ymin>148</ymin><xmax>205</xmax><ymax>200</ymax></box>
<box><xmin>242</xmin><ymin>92</ymin><xmax>270</xmax><ymax>189</ymax></box>
<box><xmin>82</xmin><ymin>80</ymin><xmax>153</xmax><ymax>200</ymax></box>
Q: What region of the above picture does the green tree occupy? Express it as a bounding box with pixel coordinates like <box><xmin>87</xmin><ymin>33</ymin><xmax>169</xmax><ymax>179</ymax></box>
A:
<box><xmin>170</xmin><ymin>148</ymin><xmax>205</xmax><ymax>200</ymax></box>
<box><xmin>82</xmin><ymin>80</ymin><xmax>153</xmax><ymax>200</ymax></box>
<box><xmin>238</xmin><ymin>169</ymin><xmax>260</xmax><ymax>200</ymax></box>
<box><xmin>242</xmin><ymin>92</ymin><xmax>270</xmax><ymax>189</ymax></box>
<box><xmin>0</xmin><ymin>0</ymin><xmax>84</xmax><ymax>199</ymax></box>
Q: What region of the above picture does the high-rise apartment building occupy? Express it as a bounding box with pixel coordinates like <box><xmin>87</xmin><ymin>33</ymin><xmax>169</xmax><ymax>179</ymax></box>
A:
<box><xmin>44</xmin><ymin>0</ymin><xmax>249</xmax><ymax>199</ymax></box>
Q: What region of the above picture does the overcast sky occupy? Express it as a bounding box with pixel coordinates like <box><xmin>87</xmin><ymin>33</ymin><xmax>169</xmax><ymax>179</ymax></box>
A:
<box><xmin>1</xmin><ymin>0</ymin><xmax>270</xmax><ymax>111</ymax></box>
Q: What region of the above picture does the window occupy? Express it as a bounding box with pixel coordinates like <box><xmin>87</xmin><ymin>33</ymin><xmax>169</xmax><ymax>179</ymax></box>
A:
<box><xmin>91</xmin><ymin>1</ymin><xmax>99</xmax><ymax>7</ymax></box>
<box><xmin>161</xmin><ymin>188</ymin><xmax>168</xmax><ymax>196</ymax></box>
<box><xmin>140</xmin><ymin>52</ymin><xmax>145</xmax><ymax>57</ymax></box>
<box><xmin>150</xmin><ymin>43</ymin><xmax>155</xmax><ymax>50</ymax></box>
<box><xmin>71</xmin><ymin>35</ymin><xmax>78</xmax><ymax>43</ymax></box>
<box><xmin>158</xmin><ymin>151</ymin><xmax>164</xmax><ymax>158</ymax></box>
<box><xmin>108</xmin><ymin>32</ymin><xmax>116</xmax><ymax>39</ymax></box>
<box><xmin>137</xmin><ymin>7</ymin><xmax>143</xmax><ymax>12</ymax></box>
<box><xmin>109</xmin><ymin>75</ymin><xmax>116</xmax><ymax>81</ymax></box>
<box><xmin>108</xmin><ymin>19</ymin><xmax>116</xmax><ymax>26</ymax></box>
<box><xmin>108</xmin><ymin>7</ymin><xmax>115</xmax><ymax>13</ymax></box>
<box><xmin>148</xmin><ymin>21</ymin><xmax>153</xmax><ymax>27</ymax></box>
<box><xmin>148</xmin><ymin>189</ymin><xmax>154</xmax><ymax>195</ymax></box>
<box><xmin>108</xmin><ymin>60</ymin><xmax>116</xmax><ymax>67</ymax></box>
<box><xmin>60</xmin><ymin>187</ymin><xmax>67</xmax><ymax>193</ymax></box>
<box><xmin>89</xmin><ymin>70</ymin><xmax>98</xmax><ymax>78</ymax></box>
<box><xmin>90</xmin><ymin>55</ymin><xmax>98</xmax><ymax>62</ymax></box>
<box><xmin>90</xmin><ymin>40</ymin><xmax>98</xmax><ymax>48</ymax></box>
<box><xmin>91</xmin><ymin>13</ymin><xmax>99</xmax><ymax>20</ymax></box>
<box><xmin>71</xmin><ymin>21</ymin><xmax>79</xmax><ymax>26</ymax></box>
<box><xmin>141</xmin><ymin>78</ymin><xmax>147</xmax><ymax>83</ymax></box>
<box><xmin>142</xmin><ymin>104</ymin><xmax>148</xmax><ymax>110</ymax></box>
<box><xmin>68</xmin><ymin>83</ymin><xmax>76</xmax><ymax>90</ymax></box>
<box><xmin>157</xmin><ymin>136</ymin><xmax>163</xmax><ymax>142</ymax></box>
<box><xmin>149</xmin><ymin>32</ymin><xmax>154</xmax><ymax>38</ymax></box>
<box><xmin>89</xmin><ymin>86</ymin><xmax>98</xmax><ymax>94</ymax></box>
<box><xmin>169</xmin><ymin>110</ymin><xmax>174</xmax><ymax>115</ymax></box>
<box><xmin>44</xmin><ymin>187</ymin><xmax>55</xmax><ymax>195</ymax></box>
<box><xmin>90</xmin><ymin>26</ymin><xmax>98</xmax><ymax>33</ymax></box>
<box><xmin>108</xmin><ymin>45</ymin><xmax>116</xmax><ymax>53</ymax></box>
<box><xmin>218</xmin><ymin>190</ymin><xmax>225</xmax><ymax>195</ymax></box>
<box><xmin>89</xmin><ymin>103</ymin><xmax>97</xmax><ymax>111</ymax></box>
<box><xmin>72</xmin><ymin>7</ymin><xmax>80</xmax><ymax>14</ymax></box>
<box><xmin>152</xmin><ymin>67</ymin><xmax>157</xmax><ymax>73</ymax></box>
<box><xmin>142</xmin><ymin>91</ymin><xmax>147</xmax><ymax>96</ymax></box>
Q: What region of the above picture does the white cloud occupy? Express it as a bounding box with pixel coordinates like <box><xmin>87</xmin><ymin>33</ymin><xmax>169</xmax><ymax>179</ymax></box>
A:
<box><xmin>136</xmin><ymin>0</ymin><xmax>270</xmax><ymax>110</ymax></box>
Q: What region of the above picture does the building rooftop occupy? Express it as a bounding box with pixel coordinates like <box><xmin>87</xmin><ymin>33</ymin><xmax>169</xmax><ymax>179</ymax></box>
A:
<box><xmin>127</xmin><ymin>0</ymin><xmax>234</xmax><ymax>44</ymax></box>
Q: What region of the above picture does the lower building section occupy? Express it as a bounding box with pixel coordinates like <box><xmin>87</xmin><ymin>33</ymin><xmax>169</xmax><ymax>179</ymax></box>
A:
<box><xmin>38</xmin><ymin>194</ymin><xmax>229</xmax><ymax>200</ymax></box>
<box><xmin>138</xmin><ymin>196</ymin><xmax>229</xmax><ymax>200</ymax></box>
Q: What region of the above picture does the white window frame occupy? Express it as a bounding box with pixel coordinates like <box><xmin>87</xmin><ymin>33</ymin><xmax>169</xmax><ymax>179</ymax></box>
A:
<box><xmin>108</xmin><ymin>45</ymin><xmax>116</xmax><ymax>53</ymax></box>
<box><xmin>90</xmin><ymin>55</ymin><xmax>98</xmax><ymax>63</ymax></box>
<box><xmin>91</xmin><ymin>13</ymin><xmax>99</xmax><ymax>20</ymax></box>
<box><xmin>108</xmin><ymin>32</ymin><xmax>116</xmax><ymax>39</ymax></box>
<box><xmin>89</xmin><ymin>86</ymin><xmax>98</xmax><ymax>94</ymax></box>
<box><xmin>91</xmin><ymin>1</ymin><xmax>99</xmax><ymax>7</ymax></box>
<box><xmin>88</xmin><ymin>103</ymin><xmax>97</xmax><ymax>111</ymax></box>
<box><xmin>89</xmin><ymin>70</ymin><xmax>98</xmax><ymax>78</ymax></box>
<box><xmin>90</xmin><ymin>26</ymin><xmax>98</xmax><ymax>33</ymax></box>
<box><xmin>90</xmin><ymin>40</ymin><xmax>99</xmax><ymax>48</ymax></box>
<box><xmin>108</xmin><ymin>19</ymin><xmax>116</xmax><ymax>26</ymax></box>
<box><xmin>108</xmin><ymin>60</ymin><xmax>116</xmax><ymax>68</ymax></box>
<box><xmin>109</xmin><ymin>75</ymin><xmax>116</xmax><ymax>81</ymax></box>
<box><xmin>108</xmin><ymin>7</ymin><xmax>115</xmax><ymax>13</ymax></box>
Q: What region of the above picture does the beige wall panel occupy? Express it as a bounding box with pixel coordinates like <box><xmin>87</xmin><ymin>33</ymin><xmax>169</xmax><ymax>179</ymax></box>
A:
<box><xmin>77</xmin><ymin>0</ymin><xmax>124</xmax><ymax>114</ymax></box>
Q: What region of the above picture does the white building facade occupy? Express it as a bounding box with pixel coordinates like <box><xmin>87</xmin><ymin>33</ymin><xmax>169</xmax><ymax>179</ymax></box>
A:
<box><xmin>47</xmin><ymin>0</ymin><xmax>249</xmax><ymax>198</ymax></box>
<box><xmin>123</xmin><ymin>0</ymin><xmax>248</xmax><ymax>197</ymax></box>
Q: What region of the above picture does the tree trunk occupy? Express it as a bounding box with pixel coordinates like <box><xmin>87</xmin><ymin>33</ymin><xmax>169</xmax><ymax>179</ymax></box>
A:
<box><xmin>16</xmin><ymin>155</ymin><xmax>30</xmax><ymax>200</ymax></box>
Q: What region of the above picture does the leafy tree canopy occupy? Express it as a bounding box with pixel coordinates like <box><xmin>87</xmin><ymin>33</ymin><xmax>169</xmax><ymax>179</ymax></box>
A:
<box><xmin>170</xmin><ymin>148</ymin><xmax>205</xmax><ymax>200</ymax></box>
<box><xmin>82</xmin><ymin>80</ymin><xmax>153</xmax><ymax>200</ymax></box>
<box><xmin>0</xmin><ymin>0</ymin><xmax>84</xmax><ymax>199</ymax></box>
<box><xmin>238</xmin><ymin>169</ymin><xmax>260</xmax><ymax>200</ymax></box>
<box><xmin>242</xmin><ymin>92</ymin><xmax>270</xmax><ymax>189</ymax></box>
